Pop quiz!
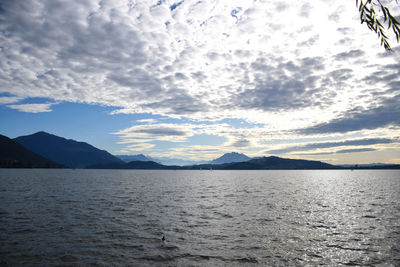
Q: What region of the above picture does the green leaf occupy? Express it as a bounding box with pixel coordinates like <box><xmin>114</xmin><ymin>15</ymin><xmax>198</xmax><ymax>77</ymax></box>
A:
<box><xmin>381</xmin><ymin>5</ymin><xmax>387</xmax><ymax>21</ymax></box>
<box><xmin>359</xmin><ymin>1</ymin><xmax>364</xmax><ymax>12</ymax></box>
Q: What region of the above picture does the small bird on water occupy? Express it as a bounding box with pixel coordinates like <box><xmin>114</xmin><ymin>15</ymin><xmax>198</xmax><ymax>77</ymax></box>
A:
<box><xmin>162</xmin><ymin>235</ymin><xmax>165</xmax><ymax>241</ymax></box>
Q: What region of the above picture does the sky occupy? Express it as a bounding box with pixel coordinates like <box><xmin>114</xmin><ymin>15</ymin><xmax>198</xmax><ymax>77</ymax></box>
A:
<box><xmin>0</xmin><ymin>0</ymin><xmax>399</xmax><ymax>164</ymax></box>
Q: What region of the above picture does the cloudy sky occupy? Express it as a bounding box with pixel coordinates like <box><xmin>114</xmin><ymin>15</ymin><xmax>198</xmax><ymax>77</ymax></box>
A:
<box><xmin>1</xmin><ymin>0</ymin><xmax>399</xmax><ymax>164</ymax></box>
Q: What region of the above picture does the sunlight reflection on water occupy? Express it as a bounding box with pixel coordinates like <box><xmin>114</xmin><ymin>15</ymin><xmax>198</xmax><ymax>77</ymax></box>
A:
<box><xmin>0</xmin><ymin>169</ymin><xmax>399</xmax><ymax>266</ymax></box>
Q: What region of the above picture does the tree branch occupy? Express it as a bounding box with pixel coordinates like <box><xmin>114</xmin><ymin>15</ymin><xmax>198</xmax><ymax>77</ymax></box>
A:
<box><xmin>357</xmin><ymin>0</ymin><xmax>400</xmax><ymax>51</ymax></box>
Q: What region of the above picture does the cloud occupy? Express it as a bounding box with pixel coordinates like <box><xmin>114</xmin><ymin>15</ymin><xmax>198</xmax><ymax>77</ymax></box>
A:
<box><xmin>334</xmin><ymin>49</ymin><xmax>365</xmax><ymax>61</ymax></box>
<box><xmin>267</xmin><ymin>138</ymin><xmax>396</xmax><ymax>154</ymax></box>
<box><xmin>1</xmin><ymin>0</ymin><xmax>400</xmax><ymax>150</ymax></box>
<box><xmin>336</xmin><ymin>148</ymin><xmax>376</xmax><ymax>154</ymax></box>
<box><xmin>136</xmin><ymin>119</ymin><xmax>158</xmax><ymax>123</ymax></box>
<box><xmin>293</xmin><ymin>152</ymin><xmax>335</xmax><ymax>156</ymax></box>
<box><xmin>293</xmin><ymin>147</ymin><xmax>376</xmax><ymax>155</ymax></box>
<box><xmin>231</xmin><ymin>139</ymin><xmax>251</xmax><ymax>148</ymax></box>
<box><xmin>116</xmin><ymin>138</ymin><xmax>154</xmax><ymax>144</ymax></box>
<box><xmin>161</xmin><ymin>145</ymin><xmax>226</xmax><ymax>161</ymax></box>
<box><xmin>6</xmin><ymin>103</ymin><xmax>53</xmax><ymax>113</ymax></box>
<box><xmin>275</xmin><ymin>2</ymin><xmax>289</xmax><ymax>12</ymax></box>
<box><xmin>125</xmin><ymin>143</ymin><xmax>155</xmax><ymax>152</ymax></box>
<box><xmin>113</xmin><ymin>121</ymin><xmax>272</xmax><ymax>156</ymax></box>
<box><xmin>115</xmin><ymin>123</ymin><xmax>191</xmax><ymax>142</ymax></box>
<box><xmin>134</xmin><ymin>127</ymin><xmax>186</xmax><ymax>137</ymax></box>
<box><xmin>300</xmin><ymin>96</ymin><xmax>400</xmax><ymax>134</ymax></box>
<box><xmin>143</xmin><ymin>92</ymin><xmax>209</xmax><ymax>115</ymax></box>
<box><xmin>299</xmin><ymin>3</ymin><xmax>312</xmax><ymax>17</ymax></box>
<box><xmin>0</xmin><ymin>96</ymin><xmax>21</xmax><ymax>105</ymax></box>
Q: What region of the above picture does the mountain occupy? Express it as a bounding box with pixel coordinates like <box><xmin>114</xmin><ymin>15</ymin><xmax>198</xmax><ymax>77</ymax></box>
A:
<box><xmin>149</xmin><ymin>156</ymin><xmax>207</xmax><ymax>166</ymax></box>
<box><xmin>338</xmin><ymin>163</ymin><xmax>400</xmax><ymax>169</ymax></box>
<box><xmin>185</xmin><ymin>156</ymin><xmax>339</xmax><ymax>170</ymax></box>
<box><xmin>339</xmin><ymin>163</ymin><xmax>394</xmax><ymax>167</ymax></box>
<box><xmin>0</xmin><ymin>134</ymin><xmax>62</xmax><ymax>168</ymax></box>
<box><xmin>223</xmin><ymin>156</ymin><xmax>338</xmax><ymax>169</ymax></box>
<box><xmin>116</xmin><ymin>154</ymin><xmax>151</xmax><ymax>163</ymax></box>
<box><xmin>210</xmin><ymin>152</ymin><xmax>251</xmax><ymax>164</ymax></box>
<box><xmin>14</xmin><ymin>131</ymin><xmax>123</xmax><ymax>168</ymax></box>
<box><xmin>94</xmin><ymin>155</ymin><xmax>338</xmax><ymax>170</ymax></box>
<box><xmin>88</xmin><ymin>160</ymin><xmax>177</xmax><ymax>169</ymax></box>
<box><xmin>114</xmin><ymin>155</ymin><xmax>200</xmax><ymax>166</ymax></box>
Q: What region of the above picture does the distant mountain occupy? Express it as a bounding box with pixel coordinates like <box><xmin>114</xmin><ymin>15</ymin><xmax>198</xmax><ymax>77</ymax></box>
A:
<box><xmin>0</xmin><ymin>134</ymin><xmax>62</xmax><ymax>168</ymax></box>
<box><xmin>339</xmin><ymin>163</ymin><xmax>394</xmax><ymax>167</ymax></box>
<box><xmin>225</xmin><ymin>156</ymin><xmax>338</xmax><ymax>169</ymax></box>
<box><xmin>88</xmin><ymin>160</ymin><xmax>177</xmax><ymax>169</ymax></box>
<box><xmin>186</xmin><ymin>156</ymin><xmax>339</xmax><ymax>170</ymax></box>
<box><xmin>149</xmin><ymin>156</ymin><xmax>207</xmax><ymax>166</ymax></box>
<box><xmin>92</xmin><ymin>155</ymin><xmax>339</xmax><ymax>170</ymax></box>
<box><xmin>15</xmin><ymin>131</ymin><xmax>123</xmax><ymax>168</ymax></box>
<box><xmin>338</xmin><ymin>163</ymin><xmax>400</xmax><ymax>169</ymax></box>
<box><xmin>116</xmin><ymin>154</ymin><xmax>151</xmax><ymax>163</ymax></box>
<box><xmin>210</xmin><ymin>152</ymin><xmax>251</xmax><ymax>164</ymax></box>
<box><xmin>358</xmin><ymin>165</ymin><xmax>400</xmax><ymax>169</ymax></box>
<box><xmin>115</xmin><ymin>155</ymin><xmax>202</xmax><ymax>166</ymax></box>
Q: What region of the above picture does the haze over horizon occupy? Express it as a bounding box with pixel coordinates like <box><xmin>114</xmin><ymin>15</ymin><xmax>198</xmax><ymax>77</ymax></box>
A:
<box><xmin>1</xmin><ymin>0</ymin><xmax>399</xmax><ymax>164</ymax></box>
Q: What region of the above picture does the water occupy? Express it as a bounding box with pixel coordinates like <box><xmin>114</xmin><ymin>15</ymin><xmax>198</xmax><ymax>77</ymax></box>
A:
<box><xmin>0</xmin><ymin>169</ymin><xmax>399</xmax><ymax>266</ymax></box>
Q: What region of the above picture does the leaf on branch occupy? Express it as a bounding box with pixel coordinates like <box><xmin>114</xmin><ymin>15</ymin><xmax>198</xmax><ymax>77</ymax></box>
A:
<box><xmin>356</xmin><ymin>0</ymin><xmax>399</xmax><ymax>51</ymax></box>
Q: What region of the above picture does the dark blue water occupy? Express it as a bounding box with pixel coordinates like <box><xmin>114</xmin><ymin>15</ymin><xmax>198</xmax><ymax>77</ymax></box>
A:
<box><xmin>0</xmin><ymin>169</ymin><xmax>399</xmax><ymax>266</ymax></box>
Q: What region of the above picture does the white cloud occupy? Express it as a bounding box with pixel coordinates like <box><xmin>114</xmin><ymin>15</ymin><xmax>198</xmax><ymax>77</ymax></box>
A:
<box><xmin>0</xmin><ymin>96</ymin><xmax>21</xmax><ymax>105</ymax></box>
<box><xmin>125</xmin><ymin>143</ymin><xmax>155</xmax><ymax>151</ymax></box>
<box><xmin>115</xmin><ymin>123</ymin><xmax>194</xmax><ymax>142</ymax></box>
<box><xmin>136</xmin><ymin>118</ymin><xmax>158</xmax><ymax>123</ymax></box>
<box><xmin>7</xmin><ymin>103</ymin><xmax>53</xmax><ymax>113</ymax></box>
<box><xmin>1</xmin><ymin>0</ymin><xmax>400</xmax><ymax>160</ymax></box>
<box><xmin>112</xmin><ymin>120</ymin><xmax>400</xmax><ymax>160</ymax></box>
<box><xmin>116</xmin><ymin>138</ymin><xmax>154</xmax><ymax>144</ymax></box>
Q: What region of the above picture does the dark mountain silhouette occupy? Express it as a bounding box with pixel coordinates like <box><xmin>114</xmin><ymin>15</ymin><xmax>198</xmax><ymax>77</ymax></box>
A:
<box><xmin>0</xmin><ymin>134</ymin><xmax>63</xmax><ymax>168</ymax></box>
<box><xmin>147</xmin><ymin>156</ymin><xmax>207</xmax><ymax>166</ymax></box>
<box><xmin>357</xmin><ymin>164</ymin><xmax>400</xmax><ymax>169</ymax></box>
<box><xmin>223</xmin><ymin>156</ymin><xmax>338</xmax><ymax>169</ymax></box>
<box><xmin>88</xmin><ymin>160</ymin><xmax>178</xmax><ymax>169</ymax></box>
<box><xmin>339</xmin><ymin>163</ymin><xmax>394</xmax><ymax>167</ymax></box>
<box><xmin>118</xmin><ymin>154</ymin><xmax>209</xmax><ymax>166</ymax></box>
<box><xmin>116</xmin><ymin>154</ymin><xmax>151</xmax><ymax>162</ymax></box>
<box><xmin>7</xmin><ymin>131</ymin><xmax>399</xmax><ymax>170</ymax></box>
<box><xmin>14</xmin><ymin>131</ymin><xmax>123</xmax><ymax>168</ymax></box>
<box><xmin>186</xmin><ymin>156</ymin><xmax>340</xmax><ymax>170</ymax></box>
<box><xmin>210</xmin><ymin>152</ymin><xmax>251</xmax><ymax>164</ymax></box>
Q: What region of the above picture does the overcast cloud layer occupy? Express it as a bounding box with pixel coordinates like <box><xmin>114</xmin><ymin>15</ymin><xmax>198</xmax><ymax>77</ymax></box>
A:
<box><xmin>1</xmin><ymin>0</ymin><xmax>399</xmax><ymax>162</ymax></box>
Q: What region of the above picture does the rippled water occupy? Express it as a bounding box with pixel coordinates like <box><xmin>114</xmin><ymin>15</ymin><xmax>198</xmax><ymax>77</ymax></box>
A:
<box><xmin>0</xmin><ymin>169</ymin><xmax>399</xmax><ymax>266</ymax></box>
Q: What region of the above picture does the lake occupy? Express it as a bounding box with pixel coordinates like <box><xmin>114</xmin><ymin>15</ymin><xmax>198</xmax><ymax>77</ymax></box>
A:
<box><xmin>0</xmin><ymin>169</ymin><xmax>399</xmax><ymax>266</ymax></box>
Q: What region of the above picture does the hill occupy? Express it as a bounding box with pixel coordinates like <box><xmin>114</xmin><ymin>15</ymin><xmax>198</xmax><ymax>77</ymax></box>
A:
<box><xmin>117</xmin><ymin>155</ymin><xmax>208</xmax><ymax>166</ymax></box>
<box><xmin>15</xmin><ymin>132</ymin><xmax>123</xmax><ymax>168</ymax></box>
<box><xmin>224</xmin><ymin>156</ymin><xmax>338</xmax><ymax>169</ymax></box>
<box><xmin>88</xmin><ymin>160</ymin><xmax>178</xmax><ymax>169</ymax></box>
<box><xmin>0</xmin><ymin>134</ymin><xmax>62</xmax><ymax>168</ymax></box>
<box><xmin>210</xmin><ymin>152</ymin><xmax>251</xmax><ymax>164</ymax></box>
<box><xmin>185</xmin><ymin>156</ymin><xmax>339</xmax><ymax>170</ymax></box>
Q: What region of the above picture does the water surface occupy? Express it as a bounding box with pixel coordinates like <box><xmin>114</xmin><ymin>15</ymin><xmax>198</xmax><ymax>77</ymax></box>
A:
<box><xmin>0</xmin><ymin>169</ymin><xmax>399</xmax><ymax>266</ymax></box>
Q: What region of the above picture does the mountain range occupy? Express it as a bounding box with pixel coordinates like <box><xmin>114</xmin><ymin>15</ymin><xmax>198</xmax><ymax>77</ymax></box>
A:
<box><xmin>88</xmin><ymin>160</ymin><xmax>176</xmax><ymax>170</ymax></box>
<box><xmin>145</xmin><ymin>156</ymin><xmax>208</xmax><ymax>166</ymax></box>
<box><xmin>0</xmin><ymin>134</ymin><xmax>63</xmax><ymax>168</ymax></box>
<box><xmin>1</xmin><ymin>131</ymin><xmax>399</xmax><ymax>170</ymax></box>
<box><xmin>116</xmin><ymin>152</ymin><xmax>252</xmax><ymax>165</ymax></box>
<box><xmin>14</xmin><ymin>132</ymin><xmax>123</xmax><ymax>168</ymax></box>
<box><xmin>198</xmin><ymin>156</ymin><xmax>337</xmax><ymax>170</ymax></box>
<box><xmin>210</xmin><ymin>152</ymin><xmax>251</xmax><ymax>164</ymax></box>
